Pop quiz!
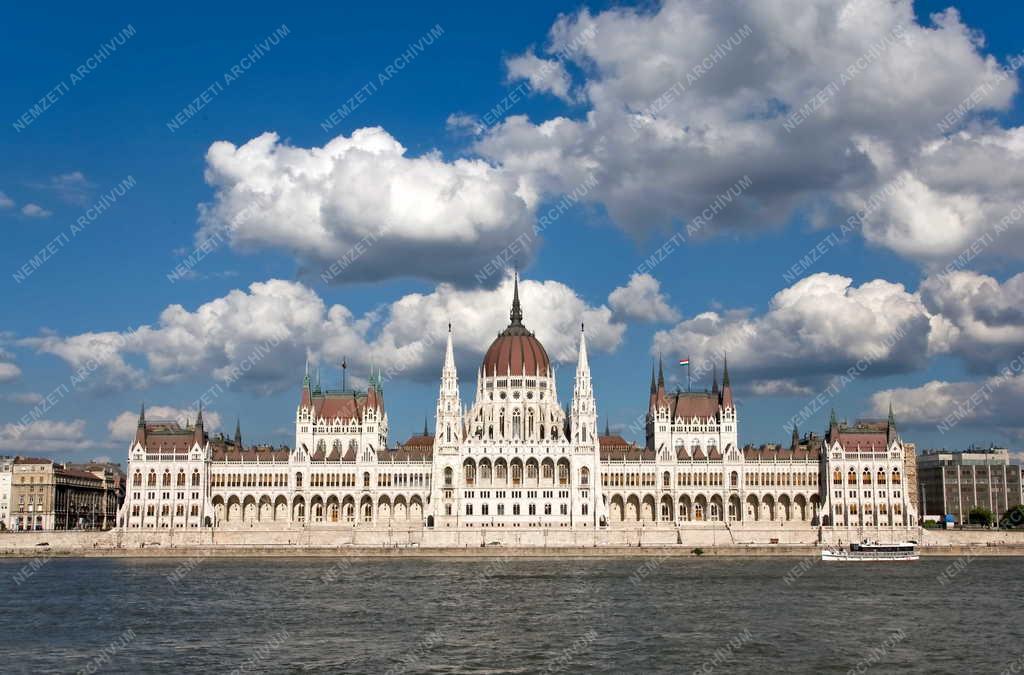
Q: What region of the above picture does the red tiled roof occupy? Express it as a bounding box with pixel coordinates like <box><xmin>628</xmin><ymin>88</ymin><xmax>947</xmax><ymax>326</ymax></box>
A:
<box><xmin>58</xmin><ymin>467</ymin><xmax>104</xmax><ymax>482</ymax></box>
<box><xmin>671</xmin><ymin>392</ymin><xmax>720</xmax><ymax>420</ymax></box>
<box><xmin>598</xmin><ymin>434</ymin><xmax>632</xmax><ymax>450</ymax></box>
<box><xmin>14</xmin><ymin>456</ymin><xmax>53</xmax><ymax>465</ymax></box>
<box><xmin>836</xmin><ymin>432</ymin><xmax>889</xmax><ymax>452</ymax></box>
<box><xmin>402</xmin><ymin>434</ymin><xmax>434</xmax><ymax>448</ymax></box>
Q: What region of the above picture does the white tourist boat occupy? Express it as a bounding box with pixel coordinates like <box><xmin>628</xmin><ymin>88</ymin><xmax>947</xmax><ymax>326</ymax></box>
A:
<box><xmin>821</xmin><ymin>541</ymin><xmax>918</xmax><ymax>562</ymax></box>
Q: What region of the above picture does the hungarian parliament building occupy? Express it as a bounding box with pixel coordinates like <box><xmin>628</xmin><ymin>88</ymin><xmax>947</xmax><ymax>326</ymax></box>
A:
<box><xmin>117</xmin><ymin>278</ymin><xmax>917</xmax><ymax>532</ymax></box>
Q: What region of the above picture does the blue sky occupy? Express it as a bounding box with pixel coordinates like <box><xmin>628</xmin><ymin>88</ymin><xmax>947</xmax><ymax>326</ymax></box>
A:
<box><xmin>3</xmin><ymin>1</ymin><xmax>1024</xmax><ymax>461</ymax></box>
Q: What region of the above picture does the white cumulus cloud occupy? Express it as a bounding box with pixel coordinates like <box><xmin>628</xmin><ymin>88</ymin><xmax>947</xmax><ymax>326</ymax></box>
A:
<box><xmin>25</xmin><ymin>273</ymin><xmax>625</xmax><ymax>393</ymax></box>
<box><xmin>652</xmin><ymin>273</ymin><xmax>936</xmax><ymax>390</ymax></box>
<box><xmin>197</xmin><ymin>128</ymin><xmax>537</xmax><ymax>285</ymax></box>
<box><xmin>21</xmin><ymin>203</ymin><xmax>52</xmax><ymax>218</ymax></box>
<box><xmin>608</xmin><ymin>273</ymin><xmax>680</xmax><ymax>323</ymax></box>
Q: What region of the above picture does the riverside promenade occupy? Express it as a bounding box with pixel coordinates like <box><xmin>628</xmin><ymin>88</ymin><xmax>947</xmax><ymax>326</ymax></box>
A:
<box><xmin>2</xmin><ymin>525</ymin><xmax>1022</xmax><ymax>558</ymax></box>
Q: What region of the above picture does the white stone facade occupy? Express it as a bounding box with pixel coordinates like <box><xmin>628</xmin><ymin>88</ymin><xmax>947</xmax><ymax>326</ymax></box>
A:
<box><xmin>117</xmin><ymin>281</ymin><xmax>916</xmax><ymax>533</ymax></box>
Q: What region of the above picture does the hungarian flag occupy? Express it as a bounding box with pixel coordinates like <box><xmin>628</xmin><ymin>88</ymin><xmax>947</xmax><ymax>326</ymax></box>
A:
<box><xmin>678</xmin><ymin>358</ymin><xmax>690</xmax><ymax>366</ymax></box>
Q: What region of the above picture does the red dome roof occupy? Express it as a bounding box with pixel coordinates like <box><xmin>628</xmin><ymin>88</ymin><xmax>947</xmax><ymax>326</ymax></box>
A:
<box><xmin>481</xmin><ymin>274</ymin><xmax>551</xmax><ymax>377</ymax></box>
<box><xmin>483</xmin><ymin>332</ymin><xmax>550</xmax><ymax>376</ymax></box>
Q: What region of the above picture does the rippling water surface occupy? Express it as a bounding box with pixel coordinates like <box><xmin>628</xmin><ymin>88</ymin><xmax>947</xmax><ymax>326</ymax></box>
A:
<box><xmin>2</xmin><ymin>555</ymin><xmax>1023</xmax><ymax>674</ymax></box>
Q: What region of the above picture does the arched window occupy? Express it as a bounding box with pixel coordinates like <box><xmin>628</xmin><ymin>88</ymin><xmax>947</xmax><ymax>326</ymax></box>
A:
<box><xmin>192</xmin><ymin>470</ymin><xmax>200</xmax><ymax>487</ymax></box>
<box><xmin>444</xmin><ymin>467</ymin><xmax>453</xmax><ymax>487</ymax></box>
<box><xmin>580</xmin><ymin>467</ymin><xmax>590</xmax><ymax>486</ymax></box>
<box><xmin>558</xmin><ymin>464</ymin><xmax>569</xmax><ymax>485</ymax></box>
<box><xmin>177</xmin><ymin>470</ymin><xmax>186</xmax><ymax>487</ymax></box>
<box><xmin>446</xmin><ymin>424</ymin><xmax>451</xmax><ymax>443</ymax></box>
<box><xmin>663</xmin><ymin>471</ymin><xmax>671</xmax><ymax>487</ymax></box>
<box><xmin>133</xmin><ymin>471</ymin><xmax>142</xmax><ymax>487</ymax></box>
<box><xmin>877</xmin><ymin>469</ymin><xmax>886</xmax><ymax>484</ymax></box>
<box><xmin>833</xmin><ymin>469</ymin><xmax>842</xmax><ymax>485</ymax></box>
<box><xmin>527</xmin><ymin>463</ymin><xmax>538</xmax><ymax>480</ymax></box>
<box><xmin>295</xmin><ymin>472</ymin><xmax>303</xmax><ymax>488</ymax></box>
<box><xmin>892</xmin><ymin>469</ymin><xmax>901</xmax><ymax>484</ymax></box>
<box><xmin>162</xmin><ymin>470</ymin><xmax>171</xmax><ymax>487</ymax></box>
<box><xmin>862</xmin><ymin>468</ymin><xmax>871</xmax><ymax>485</ymax></box>
<box><xmin>730</xmin><ymin>471</ymin><xmax>738</xmax><ymax>488</ymax></box>
<box><xmin>542</xmin><ymin>463</ymin><xmax>553</xmax><ymax>480</ymax></box>
<box><xmin>495</xmin><ymin>463</ymin><xmax>507</xmax><ymax>480</ymax></box>
<box><xmin>527</xmin><ymin>409</ymin><xmax>535</xmax><ymax>438</ymax></box>
<box><xmin>551</xmin><ymin>426</ymin><xmax>559</xmax><ymax>440</ymax></box>
<box><xmin>316</xmin><ymin>439</ymin><xmax>326</xmax><ymax>453</ymax></box>
<box><xmin>363</xmin><ymin>472</ymin><xmax>370</xmax><ymax>487</ymax></box>
<box><xmin>512</xmin><ymin>464</ymin><xmax>522</xmax><ymax>485</ymax></box>
<box><xmin>512</xmin><ymin>410</ymin><xmax>521</xmax><ymax>438</ymax></box>
<box><xmin>847</xmin><ymin>469</ymin><xmax>856</xmax><ymax>485</ymax></box>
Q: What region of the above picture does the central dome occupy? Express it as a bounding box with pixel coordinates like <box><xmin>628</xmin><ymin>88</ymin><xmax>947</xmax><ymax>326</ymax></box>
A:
<box><xmin>481</xmin><ymin>276</ymin><xmax>551</xmax><ymax>377</ymax></box>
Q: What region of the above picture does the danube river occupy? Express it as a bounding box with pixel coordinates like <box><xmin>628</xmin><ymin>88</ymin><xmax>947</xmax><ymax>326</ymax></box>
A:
<box><xmin>2</xmin><ymin>556</ymin><xmax>1021</xmax><ymax>673</ymax></box>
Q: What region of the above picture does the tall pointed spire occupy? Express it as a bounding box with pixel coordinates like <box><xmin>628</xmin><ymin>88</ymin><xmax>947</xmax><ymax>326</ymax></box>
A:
<box><xmin>135</xmin><ymin>402</ymin><xmax>146</xmax><ymax>445</ymax></box>
<box><xmin>436</xmin><ymin>321</ymin><xmax>461</xmax><ymax>447</ymax></box>
<box><xmin>657</xmin><ymin>354</ymin><xmax>665</xmax><ymax>389</ymax></box>
<box><xmin>571</xmin><ymin>326</ymin><xmax>596</xmax><ymax>446</ymax></box>
<box><xmin>888</xmin><ymin>400</ymin><xmax>895</xmax><ymax>426</ymax></box>
<box><xmin>791</xmin><ymin>423</ymin><xmax>799</xmax><ymax>451</ymax></box>
<box><xmin>649</xmin><ymin>361</ymin><xmax>656</xmax><ymax>395</ymax></box>
<box><xmin>576</xmin><ymin>322</ymin><xmax>589</xmax><ymax>372</ymax></box>
<box><xmin>443</xmin><ymin>322</ymin><xmax>456</xmax><ymax>373</ymax></box>
<box><xmin>234</xmin><ymin>417</ymin><xmax>242</xmax><ymax>448</ymax></box>
<box><xmin>510</xmin><ymin>271</ymin><xmax>523</xmax><ymax>326</ymax></box>
<box><xmin>193</xmin><ymin>403</ymin><xmax>204</xmax><ymax>445</ymax></box>
<box><xmin>424</xmin><ymin>416</ymin><xmax>429</xmax><ymax>436</ymax></box>
<box><xmin>604</xmin><ymin>417</ymin><xmax>610</xmax><ymax>437</ymax></box>
<box><xmin>712</xmin><ymin>364</ymin><xmax>719</xmax><ymax>393</ymax></box>
<box><xmin>721</xmin><ymin>353</ymin><xmax>733</xmax><ymax>408</ymax></box>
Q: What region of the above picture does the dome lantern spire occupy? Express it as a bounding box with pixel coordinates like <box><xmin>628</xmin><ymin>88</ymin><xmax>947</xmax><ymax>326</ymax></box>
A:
<box><xmin>510</xmin><ymin>271</ymin><xmax>523</xmax><ymax>326</ymax></box>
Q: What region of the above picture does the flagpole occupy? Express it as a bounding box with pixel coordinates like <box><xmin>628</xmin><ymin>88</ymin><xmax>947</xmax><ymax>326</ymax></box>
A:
<box><xmin>687</xmin><ymin>358</ymin><xmax>691</xmax><ymax>392</ymax></box>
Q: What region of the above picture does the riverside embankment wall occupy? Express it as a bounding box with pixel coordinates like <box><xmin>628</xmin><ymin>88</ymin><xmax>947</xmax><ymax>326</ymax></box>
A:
<box><xmin>2</xmin><ymin>525</ymin><xmax>1023</xmax><ymax>557</ymax></box>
